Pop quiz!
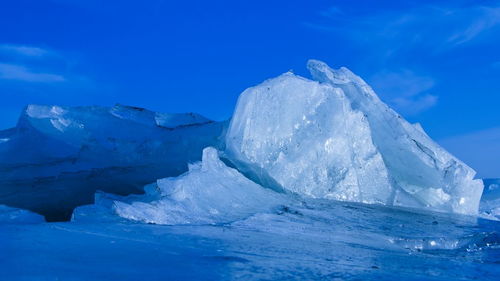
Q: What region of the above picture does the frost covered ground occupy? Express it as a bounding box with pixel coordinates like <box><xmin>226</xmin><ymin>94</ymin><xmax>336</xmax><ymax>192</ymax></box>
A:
<box><xmin>0</xmin><ymin>60</ymin><xmax>499</xmax><ymax>280</ymax></box>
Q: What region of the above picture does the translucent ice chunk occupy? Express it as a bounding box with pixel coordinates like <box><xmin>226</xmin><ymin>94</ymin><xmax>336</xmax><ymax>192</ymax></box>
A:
<box><xmin>111</xmin><ymin>147</ymin><xmax>286</xmax><ymax>225</ymax></box>
<box><xmin>306</xmin><ymin>60</ymin><xmax>483</xmax><ymax>215</ymax></box>
<box><xmin>155</xmin><ymin>112</ymin><xmax>212</xmax><ymax>128</ymax></box>
<box><xmin>225</xmin><ymin>72</ymin><xmax>392</xmax><ymax>204</ymax></box>
<box><xmin>225</xmin><ymin>60</ymin><xmax>483</xmax><ymax>215</ymax></box>
<box><xmin>0</xmin><ymin>104</ymin><xmax>226</xmax><ymax>221</ymax></box>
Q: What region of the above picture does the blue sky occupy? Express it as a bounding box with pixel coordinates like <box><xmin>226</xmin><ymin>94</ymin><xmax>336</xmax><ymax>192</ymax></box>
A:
<box><xmin>0</xmin><ymin>0</ymin><xmax>499</xmax><ymax>177</ymax></box>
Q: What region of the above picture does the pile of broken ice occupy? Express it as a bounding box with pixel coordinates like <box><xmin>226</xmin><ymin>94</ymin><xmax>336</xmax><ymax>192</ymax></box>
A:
<box><xmin>0</xmin><ymin>60</ymin><xmax>488</xmax><ymax>225</ymax></box>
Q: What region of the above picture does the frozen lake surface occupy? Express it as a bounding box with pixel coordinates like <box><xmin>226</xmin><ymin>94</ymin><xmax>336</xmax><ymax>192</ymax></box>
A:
<box><xmin>2</xmin><ymin>199</ymin><xmax>499</xmax><ymax>280</ymax></box>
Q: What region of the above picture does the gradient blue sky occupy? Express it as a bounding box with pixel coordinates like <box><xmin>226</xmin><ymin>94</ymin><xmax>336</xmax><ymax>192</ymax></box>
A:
<box><xmin>0</xmin><ymin>0</ymin><xmax>499</xmax><ymax>177</ymax></box>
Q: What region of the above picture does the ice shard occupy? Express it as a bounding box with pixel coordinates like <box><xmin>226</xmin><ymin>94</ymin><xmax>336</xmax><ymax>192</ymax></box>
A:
<box><xmin>82</xmin><ymin>147</ymin><xmax>285</xmax><ymax>225</ymax></box>
<box><xmin>225</xmin><ymin>72</ymin><xmax>392</xmax><ymax>203</ymax></box>
<box><xmin>225</xmin><ymin>60</ymin><xmax>483</xmax><ymax>215</ymax></box>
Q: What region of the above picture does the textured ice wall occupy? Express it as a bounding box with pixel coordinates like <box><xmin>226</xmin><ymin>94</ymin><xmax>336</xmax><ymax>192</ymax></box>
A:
<box><xmin>106</xmin><ymin>147</ymin><xmax>285</xmax><ymax>225</ymax></box>
<box><xmin>307</xmin><ymin>60</ymin><xmax>483</xmax><ymax>214</ymax></box>
<box><xmin>225</xmin><ymin>73</ymin><xmax>392</xmax><ymax>203</ymax></box>
<box><xmin>0</xmin><ymin>104</ymin><xmax>226</xmax><ymax>220</ymax></box>
<box><xmin>2</xmin><ymin>104</ymin><xmax>223</xmax><ymax>168</ymax></box>
<box><xmin>226</xmin><ymin>60</ymin><xmax>483</xmax><ymax>215</ymax></box>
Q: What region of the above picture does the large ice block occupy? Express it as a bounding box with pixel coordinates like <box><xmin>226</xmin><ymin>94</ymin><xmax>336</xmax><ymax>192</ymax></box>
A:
<box><xmin>0</xmin><ymin>104</ymin><xmax>226</xmax><ymax>220</ymax></box>
<box><xmin>225</xmin><ymin>72</ymin><xmax>392</xmax><ymax>203</ymax></box>
<box><xmin>225</xmin><ymin>61</ymin><xmax>483</xmax><ymax>215</ymax></box>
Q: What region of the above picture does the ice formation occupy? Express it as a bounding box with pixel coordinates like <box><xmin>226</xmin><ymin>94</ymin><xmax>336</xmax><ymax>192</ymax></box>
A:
<box><xmin>0</xmin><ymin>104</ymin><xmax>226</xmax><ymax>220</ymax></box>
<box><xmin>0</xmin><ymin>60</ymin><xmax>486</xmax><ymax>221</ymax></box>
<box><xmin>80</xmin><ymin>147</ymin><xmax>285</xmax><ymax>225</ymax></box>
<box><xmin>225</xmin><ymin>60</ymin><xmax>483</xmax><ymax>215</ymax></box>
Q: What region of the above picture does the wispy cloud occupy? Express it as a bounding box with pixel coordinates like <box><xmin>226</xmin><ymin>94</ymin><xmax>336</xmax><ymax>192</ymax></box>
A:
<box><xmin>306</xmin><ymin>3</ymin><xmax>500</xmax><ymax>55</ymax></box>
<box><xmin>0</xmin><ymin>44</ymin><xmax>50</xmax><ymax>57</ymax></box>
<box><xmin>304</xmin><ymin>2</ymin><xmax>500</xmax><ymax>115</ymax></box>
<box><xmin>446</xmin><ymin>6</ymin><xmax>500</xmax><ymax>46</ymax></box>
<box><xmin>392</xmin><ymin>94</ymin><xmax>438</xmax><ymax>115</ymax></box>
<box><xmin>0</xmin><ymin>44</ymin><xmax>69</xmax><ymax>84</ymax></box>
<box><xmin>369</xmin><ymin>70</ymin><xmax>437</xmax><ymax>115</ymax></box>
<box><xmin>0</xmin><ymin>63</ymin><xmax>65</xmax><ymax>83</ymax></box>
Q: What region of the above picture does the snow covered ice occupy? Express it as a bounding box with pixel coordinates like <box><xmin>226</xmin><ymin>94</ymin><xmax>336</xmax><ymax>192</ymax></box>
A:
<box><xmin>225</xmin><ymin>60</ymin><xmax>483</xmax><ymax>216</ymax></box>
<box><xmin>3</xmin><ymin>193</ymin><xmax>499</xmax><ymax>280</ymax></box>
